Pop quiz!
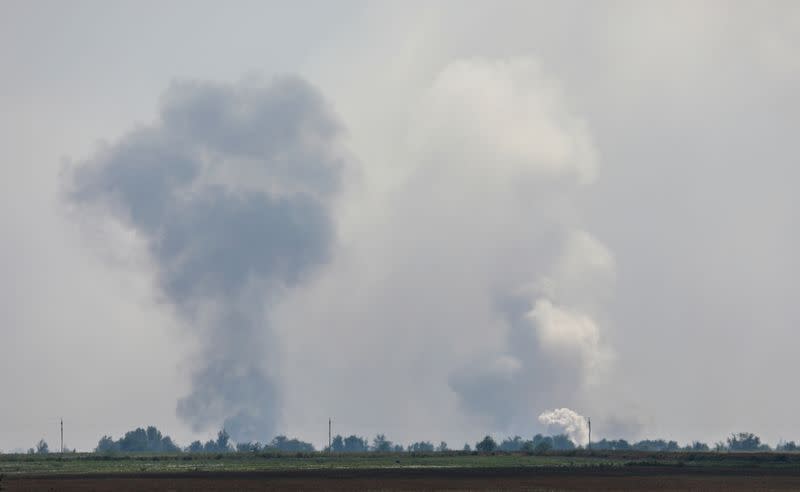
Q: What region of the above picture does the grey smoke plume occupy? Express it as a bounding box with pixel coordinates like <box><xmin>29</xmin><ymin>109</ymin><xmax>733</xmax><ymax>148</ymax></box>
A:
<box><xmin>66</xmin><ymin>76</ymin><xmax>345</xmax><ymax>441</ymax></box>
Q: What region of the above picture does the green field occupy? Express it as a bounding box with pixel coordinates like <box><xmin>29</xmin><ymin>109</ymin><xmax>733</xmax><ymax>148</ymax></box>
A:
<box><xmin>2</xmin><ymin>451</ymin><xmax>799</xmax><ymax>476</ymax></box>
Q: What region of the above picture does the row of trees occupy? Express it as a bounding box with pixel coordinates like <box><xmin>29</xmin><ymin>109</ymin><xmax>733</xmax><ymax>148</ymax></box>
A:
<box><xmin>96</xmin><ymin>426</ymin><xmax>181</xmax><ymax>453</ymax></box>
<box><xmin>321</xmin><ymin>434</ymin><xmax>448</xmax><ymax>453</ymax></box>
<box><xmin>588</xmin><ymin>433</ymin><xmax>799</xmax><ymax>452</ymax></box>
<box><xmin>235</xmin><ymin>435</ymin><xmax>315</xmax><ymax>453</ymax></box>
<box><xmin>76</xmin><ymin>427</ymin><xmax>800</xmax><ymax>454</ymax></box>
<box><xmin>93</xmin><ymin>428</ymin><xmax>315</xmax><ymax>454</ymax></box>
<box><xmin>327</xmin><ymin>434</ymin><xmax>578</xmax><ymax>453</ymax></box>
<box><xmin>464</xmin><ymin>434</ymin><xmax>800</xmax><ymax>453</ymax></box>
<box><xmin>482</xmin><ymin>434</ymin><xmax>577</xmax><ymax>453</ymax></box>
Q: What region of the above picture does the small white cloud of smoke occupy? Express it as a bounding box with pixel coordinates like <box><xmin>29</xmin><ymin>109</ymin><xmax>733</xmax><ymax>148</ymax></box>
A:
<box><xmin>538</xmin><ymin>407</ymin><xmax>590</xmax><ymax>446</ymax></box>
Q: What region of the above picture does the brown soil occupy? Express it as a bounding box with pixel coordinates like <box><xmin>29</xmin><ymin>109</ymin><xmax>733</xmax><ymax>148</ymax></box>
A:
<box><xmin>5</xmin><ymin>466</ymin><xmax>800</xmax><ymax>491</ymax></box>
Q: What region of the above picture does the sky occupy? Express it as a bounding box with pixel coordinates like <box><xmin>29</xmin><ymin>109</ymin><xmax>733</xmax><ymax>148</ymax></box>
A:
<box><xmin>1</xmin><ymin>0</ymin><xmax>798</xmax><ymax>452</ymax></box>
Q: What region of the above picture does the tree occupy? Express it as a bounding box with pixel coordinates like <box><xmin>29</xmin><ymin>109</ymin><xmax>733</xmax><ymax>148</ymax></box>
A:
<box><xmin>160</xmin><ymin>436</ymin><xmax>180</xmax><ymax>453</ymax></box>
<box><xmin>236</xmin><ymin>441</ymin><xmax>262</xmax><ymax>452</ymax></box>
<box><xmin>777</xmin><ymin>441</ymin><xmax>798</xmax><ymax>451</ymax></box>
<box><xmin>270</xmin><ymin>435</ymin><xmax>289</xmax><ymax>450</ymax></box>
<box><xmin>215</xmin><ymin>429</ymin><xmax>231</xmax><ymax>452</ymax></box>
<box><xmin>107</xmin><ymin>426</ymin><xmax>181</xmax><ymax>453</ymax></box>
<box><xmin>146</xmin><ymin>426</ymin><xmax>162</xmax><ymax>445</ymax></box>
<box><xmin>534</xmin><ymin>441</ymin><xmax>552</xmax><ymax>453</ymax></box>
<box><xmin>266</xmin><ymin>436</ymin><xmax>314</xmax><ymax>452</ymax></box>
<box><xmin>371</xmin><ymin>434</ymin><xmax>393</xmax><ymax>452</ymax></box>
<box><xmin>462</xmin><ymin>443</ymin><xmax>472</xmax><ymax>452</ymax></box>
<box><xmin>408</xmin><ymin>441</ymin><xmax>434</xmax><ymax>452</ymax></box>
<box><xmin>727</xmin><ymin>432</ymin><xmax>763</xmax><ymax>451</ymax></box>
<box><xmin>437</xmin><ymin>441</ymin><xmax>448</xmax><ymax>452</ymax></box>
<box><xmin>633</xmin><ymin>439</ymin><xmax>678</xmax><ymax>452</ymax></box>
<box><xmin>475</xmin><ymin>435</ymin><xmax>497</xmax><ymax>453</ymax></box>
<box><xmin>35</xmin><ymin>439</ymin><xmax>49</xmax><ymax>454</ymax></box>
<box><xmin>592</xmin><ymin>439</ymin><xmax>630</xmax><ymax>450</ymax></box>
<box><xmin>118</xmin><ymin>428</ymin><xmax>147</xmax><ymax>451</ymax></box>
<box><xmin>95</xmin><ymin>436</ymin><xmax>119</xmax><ymax>453</ymax></box>
<box><xmin>342</xmin><ymin>435</ymin><xmax>368</xmax><ymax>452</ymax></box>
<box><xmin>684</xmin><ymin>441</ymin><xmax>710</xmax><ymax>452</ymax></box>
<box><xmin>330</xmin><ymin>435</ymin><xmax>345</xmax><ymax>452</ymax></box>
<box><xmin>187</xmin><ymin>441</ymin><xmax>204</xmax><ymax>453</ymax></box>
<box><xmin>499</xmin><ymin>436</ymin><xmax>524</xmax><ymax>452</ymax></box>
<box><xmin>202</xmin><ymin>429</ymin><xmax>232</xmax><ymax>453</ymax></box>
<box><xmin>531</xmin><ymin>434</ymin><xmax>553</xmax><ymax>451</ymax></box>
<box><xmin>551</xmin><ymin>434</ymin><xmax>576</xmax><ymax>451</ymax></box>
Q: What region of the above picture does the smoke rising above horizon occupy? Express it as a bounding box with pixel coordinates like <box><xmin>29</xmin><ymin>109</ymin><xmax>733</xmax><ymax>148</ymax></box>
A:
<box><xmin>424</xmin><ymin>59</ymin><xmax>613</xmax><ymax>429</ymax></box>
<box><xmin>66</xmin><ymin>76</ymin><xmax>346</xmax><ymax>441</ymax></box>
<box><xmin>273</xmin><ymin>58</ymin><xmax>616</xmax><ymax>442</ymax></box>
<box><xmin>64</xmin><ymin>59</ymin><xmax>616</xmax><ymax>444</ymax></box>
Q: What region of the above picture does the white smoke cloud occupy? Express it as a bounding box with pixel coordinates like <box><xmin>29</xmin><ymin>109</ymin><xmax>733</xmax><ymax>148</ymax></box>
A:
<box><xmin>538</xmin><ymin>408</ymin><xmax>590</xmax><ymax>446</ymax></box>
<box><xmin>418</xmin><ymin>58</ymin><xmax>614</xmax><ymax>431</ymax></box>
<box><xmin>412</xmin><ymin>58</ymin><xmax>597</xmax><ymax>185</ymax></box>
<box><xmin>274</xmin><ymin>56</ymin><xmax>615</xmax><ymax>443</ymax></box>
<box><xmin>534</xmin><ymin>229</ymin><xmax>616</xmax><ymax>310</ymax></box>
<box><xmin>528</xmin><ymin>299</ymin><xmax>605</xmax><ymax>375</ymax></box>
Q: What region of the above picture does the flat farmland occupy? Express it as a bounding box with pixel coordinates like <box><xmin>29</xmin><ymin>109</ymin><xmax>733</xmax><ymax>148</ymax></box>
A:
<box><xmin>3</xmin><ymin>452</ymin><xmax>800</xmax><ymax>491</ymax></box>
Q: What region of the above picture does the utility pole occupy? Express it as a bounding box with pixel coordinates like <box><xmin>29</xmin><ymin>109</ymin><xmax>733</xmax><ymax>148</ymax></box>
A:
<box><xmin>60</xmin><ymin>418</ymin><xmax>64</xmax><ymax>454</ymax></box>
<box><xmin>587</xmin><ymin>417</ymin><xmax>591</xmax><ymax>451</ymax></box>
<box><xmin>328</xmin><ymin>418</ymin><xmax>332</xmax><ymax>452</ymax></box>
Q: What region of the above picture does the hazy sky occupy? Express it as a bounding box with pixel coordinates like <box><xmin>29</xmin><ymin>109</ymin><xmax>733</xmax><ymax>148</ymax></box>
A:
<box><xmin>1</xmin><ymin>1</ymin><xmax>798</xmax><ymax>451</ymax></box>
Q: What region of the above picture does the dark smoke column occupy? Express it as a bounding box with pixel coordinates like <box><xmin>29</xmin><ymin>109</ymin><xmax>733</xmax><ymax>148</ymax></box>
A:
<box><xmin>66</xmin><ymin>76</ymin><xmax>345</xmax><ymax>442</ymax></box>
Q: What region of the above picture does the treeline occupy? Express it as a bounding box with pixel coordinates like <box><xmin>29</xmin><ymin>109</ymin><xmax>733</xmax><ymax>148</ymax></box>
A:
<box><xmin>19</xmin><ymin>428</ymin><xmax>800</xmax><ymax>454</ymax></box>
<box><xmin>94</xmin><ymin>428</ymin><xmax>315</xmax><ymax>454</ymax></box>
<box><xmin>96</xmin><ymin>426</ymin><xmax>181</xmax><ymax>453</ymax></box>
<box><xmin>589</xmin><ymin>433</ymin><xmax>799</xmax><ymax>452</ymax></box>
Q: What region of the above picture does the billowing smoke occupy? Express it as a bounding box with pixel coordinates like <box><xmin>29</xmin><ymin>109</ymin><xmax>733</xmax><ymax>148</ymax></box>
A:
<box><xmin>538</xmin><ymin>408</ymin><xmax>590</xmax><ymax>446</ymax></box>
<box><xmin>63</xmin><ymin>58</ymin><xmax>615</xmax><ymax>444</ymax></box>
<box><xmin>420</xmin><ymin>59</ymin><xmax>613</xmax><ymax>430</ymax></box>
<box><xmin>272</xmin><ymin>57</ymin><xmax>616</xmax><ymax>443</ymax></box>
<box><xmin>66</xmin><ymin>76</ymin><xmax>346</xmax><ymax>441</ymax></box>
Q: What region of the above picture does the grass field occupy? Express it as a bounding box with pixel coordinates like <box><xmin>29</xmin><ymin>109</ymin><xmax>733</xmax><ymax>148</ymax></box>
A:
<box><xmin>0</xmin><ymin>451</ymin><xmax>624</xmax><ymax>475</ymax></box>
<box><xmin>2</xmin><ymin>449</ymin><xmax>800</xmax><ymax>475</ymax></box>
<box><xmin>3</xmin><ymin>451</ymin><xmax>800</xmax><ymax>490</ymax></box>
